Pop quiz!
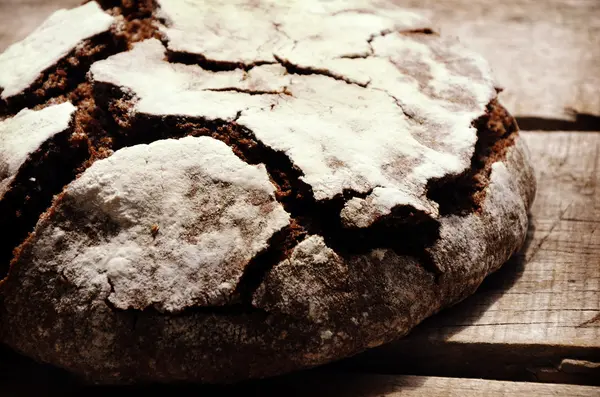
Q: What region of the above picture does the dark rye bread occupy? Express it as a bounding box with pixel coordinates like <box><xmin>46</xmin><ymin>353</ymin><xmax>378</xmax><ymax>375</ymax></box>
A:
<box><xmin>0</xmin><ymin>0</ymin><xmax>535</xmax><ymax>384</ymax></box>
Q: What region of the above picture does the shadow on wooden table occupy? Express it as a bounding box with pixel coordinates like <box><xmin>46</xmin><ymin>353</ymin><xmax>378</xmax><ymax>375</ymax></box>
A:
<box><xmin>515</xmin><ymin>112</ymin><xmax>600</xmax><ymax>132</ymax></box>
<box><xmin>0</xmin><ymin>345</ymin><xmax>423</xmax><ymax>397</ymax></box>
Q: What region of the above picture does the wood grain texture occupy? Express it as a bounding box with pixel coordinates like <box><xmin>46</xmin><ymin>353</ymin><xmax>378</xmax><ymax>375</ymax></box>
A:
<box><xmin>350</xmin><ymin>131</ymin><xmax>600</xmax><ymax>385</ymax></box>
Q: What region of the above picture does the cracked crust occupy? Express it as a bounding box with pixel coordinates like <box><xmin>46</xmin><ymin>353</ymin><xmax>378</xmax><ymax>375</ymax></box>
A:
<box><xmin>0</xmin><ymin>103</ymin><xmax>76</xmax><ymax>199</ymax></box>
<box><xmin>0</xmin><ymin>2</ymin><xmax>118</xmax><ymax>114</ymax></box>
<box><xmin>0</xmin><ymin>135</ymin><xmax>535</xmax><ymax>383</ymax></box>
<box><xmin>8</xmin><ymin>136</ymin><xmax>290</xmax><ymax>313</ymax></box>
<box><xmin>0</xmin><ymin>0</ymin><xmax>536</xmax><ymax>384</ymax></box>
<box><xmin>156</xmin><ymin>0</ymin><xmax>431</xmax><ymax>65</ymax></box>
<box><xmin>0</xmin><ymin>103</ymin><xmax>89</xmax><ymax>275</ymax></box>
<box><xmin>90</xmin><ymin>27</ymin><xmax>498</xmax><ymax>228</ymax></box>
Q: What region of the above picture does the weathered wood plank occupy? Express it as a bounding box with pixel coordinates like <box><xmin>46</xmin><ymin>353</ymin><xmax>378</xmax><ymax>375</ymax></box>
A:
<box><xmin>523</xmin><ymin>132</ymin><xmax>600</xmax><ymax>222</ymax></box>
<box><xmin>349</xmin><ymin>131</ymin><xmax>600</xmax><ymax>385</ymax></box>
<box><xmin>395</xmin><ymin>0</ymin><xmax>600</xmax><ymax>118</ymax></box>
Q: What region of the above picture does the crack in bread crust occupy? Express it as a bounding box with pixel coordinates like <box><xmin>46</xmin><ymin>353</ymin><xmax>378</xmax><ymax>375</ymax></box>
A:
<box><xmin>0</xmin><ymin>118</ymin><xmax>88</xmax><ymax>280</ymax></box>
<box><xmin>166</xmin><ymin>50</ymin><xmax>277</xmax><ymax>72</ymax></box>
<box><xmin>127</xmin><ymin>110</ymin><xmax>443</xmax><ymax>256</ymax></box>
<box><xmin>95</xmin><ymin>0</ymin><xmax>160</xmax><ymax>44</ymax></box>
<box><xmin>0</xmin><ymin>31</ymin><xmax>126</xmax><ymax>117</ymax></box>
<box><xmin>37</xmin><ymin>78</ymin><xmax>515</xmax><ymax>312</ymax></box>
<box><xmin>108</xmin><ymin>108</ymin><xmax>444</xmax><ymax>303</ymax></box>
<box><xmin>426</xmin><ymin>99</ymin><xmax>519</xmax><ymax>215</ymax></box>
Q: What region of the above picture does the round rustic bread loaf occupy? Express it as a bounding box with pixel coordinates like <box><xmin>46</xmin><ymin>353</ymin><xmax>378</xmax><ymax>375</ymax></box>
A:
<box><xmin>0</xmin><ymin>0</ymin><xmax>536</xmax><ymax>384</ymax></box>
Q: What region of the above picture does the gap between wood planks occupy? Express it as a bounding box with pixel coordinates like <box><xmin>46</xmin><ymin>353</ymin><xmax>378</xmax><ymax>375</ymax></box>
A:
<box><xmin>515</xmin><ymin>113</ymin><xmax>600</xmax><ymax>132</ymax></box>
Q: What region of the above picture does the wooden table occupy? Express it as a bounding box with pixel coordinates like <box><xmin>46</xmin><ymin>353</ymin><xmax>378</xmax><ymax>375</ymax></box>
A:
<box><xmin>1</xmin><ymin>0</ymin><xmax>598</xmax><ymax>395</ymax></box>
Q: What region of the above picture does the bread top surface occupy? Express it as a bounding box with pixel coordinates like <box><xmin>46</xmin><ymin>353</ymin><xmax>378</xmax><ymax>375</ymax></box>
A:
<box><xmin>1</xmin><ymin>0</ymin><xmax>521</xmax><ymax>316</ymax></box>
<box><xmin>91</xmin><ymin>1</ymin><xmax>498</xmax><ymax>227</ymax></box>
